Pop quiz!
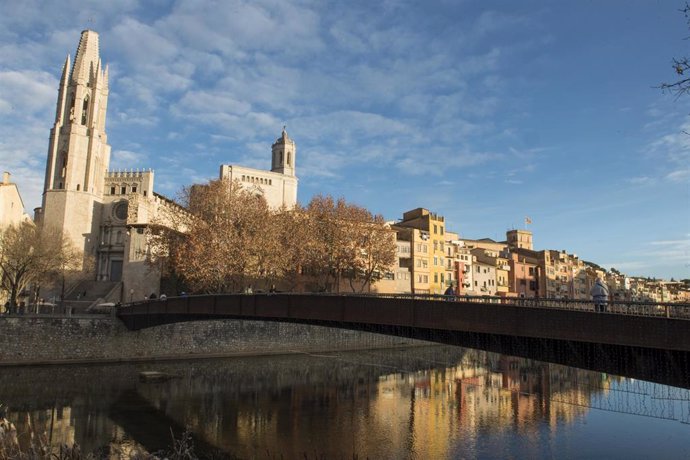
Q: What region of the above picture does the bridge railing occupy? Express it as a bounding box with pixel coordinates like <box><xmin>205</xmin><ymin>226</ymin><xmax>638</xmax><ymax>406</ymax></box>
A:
<box><xmin>120</xmin><ymin>292</ymin><xmax>690</xmax><ymax>320</ymax></box>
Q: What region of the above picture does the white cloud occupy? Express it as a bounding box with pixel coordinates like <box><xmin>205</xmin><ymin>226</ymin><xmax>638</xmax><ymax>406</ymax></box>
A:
<box><xmin>665</xmin><ymin>169</ymin><xmax>690</xmax><ymax>183</ymax></box>
<box><xmin>110</xmin><ymin>150</ymin><xmax>148</xmax><ymax>169</ymax></box>
<box><xmin>0</xmin><ymin>71</ymin><xmax>57</xmax><ymax>115</ymax></box>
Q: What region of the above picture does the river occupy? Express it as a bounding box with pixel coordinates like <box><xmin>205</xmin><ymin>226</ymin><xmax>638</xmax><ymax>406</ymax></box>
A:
<box><xmin>1</xmin><ymin>345</ymin><xmax>689</xmax><ymax>459</ymax></box>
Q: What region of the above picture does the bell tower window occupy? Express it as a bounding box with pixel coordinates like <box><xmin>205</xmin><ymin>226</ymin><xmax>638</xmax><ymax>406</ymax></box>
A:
<box><xmin>287</xmin><ymin>152</ymin><xmax>291</xmax><ymax>166</ymax></box>
<box><xmin>81</xmin><ymin>95</ymin><xmax>89</xmax><ymax>125</ymax></box>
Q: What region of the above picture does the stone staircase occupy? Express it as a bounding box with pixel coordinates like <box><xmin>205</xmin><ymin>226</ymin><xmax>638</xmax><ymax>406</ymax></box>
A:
<box><xmin>64</xmin><ymin>280</ymin><xmax>121</xmax><ymax>312</ymax></box>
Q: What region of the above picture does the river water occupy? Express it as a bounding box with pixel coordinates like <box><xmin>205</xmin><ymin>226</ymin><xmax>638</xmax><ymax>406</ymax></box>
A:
<box><xmin>1</xmin><ymin>345</ymin><xmax>689</xmax><ymax>459</ymax></box>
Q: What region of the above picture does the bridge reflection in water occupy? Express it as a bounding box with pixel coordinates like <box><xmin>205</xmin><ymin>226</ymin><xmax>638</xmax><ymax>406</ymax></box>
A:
<box><xmin>118</xmin><ymin>293</ymin><xmax>690</xmax><ymax>388</ymax></box>
<box><xmin>1</xmin><ymin>346</ymin><xmax>689</xmax><ymax>458</ymax></box>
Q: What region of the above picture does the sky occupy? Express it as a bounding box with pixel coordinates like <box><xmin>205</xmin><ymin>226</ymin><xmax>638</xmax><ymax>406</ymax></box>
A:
<box><xmin>0</xmin><ymin>0</ymin><xmax>689</xmax><ymax>280</ymax></box>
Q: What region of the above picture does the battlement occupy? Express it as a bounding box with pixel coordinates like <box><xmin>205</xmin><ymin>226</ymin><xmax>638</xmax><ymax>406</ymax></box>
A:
<box><xmin>104</xmin><ymin>169</ymin><xmax>154</xmax><ymax>198</ymax></box>
<box><xmin>105</xmin><ymin>168</ymin><xmax>153</xmax><ymax>179</ymax></box>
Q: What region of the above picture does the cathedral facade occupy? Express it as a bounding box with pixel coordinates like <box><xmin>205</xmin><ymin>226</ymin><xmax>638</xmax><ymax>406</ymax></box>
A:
<box><xmin>36</xmin><ymin>30</ymin><xmax>298</xmax><ymax>303</ymax></box>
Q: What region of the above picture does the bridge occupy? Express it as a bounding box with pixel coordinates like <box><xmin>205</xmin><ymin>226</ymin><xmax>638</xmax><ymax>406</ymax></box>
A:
<box><xmin>117</xmin><ymin>293</ymin><xmax>690</xmax><ymax>352</ymax></box>
<box><xmin>116</xmin><ymin>294</ymin><xmax>690</xmax><ymax>388</ymax></box>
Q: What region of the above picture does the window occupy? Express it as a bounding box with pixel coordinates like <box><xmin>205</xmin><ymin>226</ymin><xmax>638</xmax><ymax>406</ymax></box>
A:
<box><xmin>121</xmin><ymin>186</ymin><xmax>126</xmax><ymax>194</ymax></box>
<box><xmin>132</xmin><ymin>186</ymin><xmax>137</xmax><ymax>193</ymax></box>
<box><xmin>143</xmin><ymin>191</ymin><xmax>147</xmax><ymax>197</ymax></box>
<box><xmin>76</xmin><ymin>184</ymin><xmax>80</xmax><ymax>191</ymax></box>
<box><xmin>423</xmin><ymin>275</ymin><xmax>428</xmax><ymax>283</ymax></box>
<box><xmin>287</xmin><ymin>152</ymin><xmax>291</xmax><ymax>165</ymax></box>
<box><xmin>434</xmin><ymin>257</ymin><xmax>437</xmax><ymax>266</ymax></box>
<box><xmin>434</xmin><ymin>242</ymin><xmax>438</xmax><ymax>251</ymax></box>
<box><xmin>440</xmin><ymin>227</ymin><xmax>444</xmax><ymax>235</ymax></box>
<box><xmin>476</xmin><ymin>266</ymin><xmax>480</xmax><ymax>273</ymax></box>
<box><xmin>441</xmin><ymin>274</ymin><xmax>445</xmax><ymax>283</ymax></box>
<box><xmin>417</xmin><ymin>259</ymin><xmax>421</xmax><ymax>267</ymax></box>
<box><xmin>434</xmin><ymin>274</ymin><xmax>438</xmax><ymax>283</ymax></box>
<box><xmin>81</xmin><ymin>96</ymin><xmax>89</xmax><ymax>125</ymax></box>
<box><xmin>529</xmin><ymin>267</ymin><xmax>535</xmax><ymax>275</ymax></box>
<box><xmin>110</xmin><ymin>186</ymin><xmax>115</xmax><ymax>195</ymax></box>
<box><xmin>433</xmin><ymin>224</ymin><xmax>437</xmax><ymax>234</ymax></box>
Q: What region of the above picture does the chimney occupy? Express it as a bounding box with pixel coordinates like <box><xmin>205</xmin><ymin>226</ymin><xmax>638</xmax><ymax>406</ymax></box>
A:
<box><xmin>3</xmin><ymin>172</ymin><xmax>10</xmax><ymax>185</ymax></box>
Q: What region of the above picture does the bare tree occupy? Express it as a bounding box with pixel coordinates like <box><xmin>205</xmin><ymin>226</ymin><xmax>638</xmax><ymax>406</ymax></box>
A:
<box><xmin>347</xmin><ymin>214</ymin><xmax>397</xmax><ymax>293</ymax></box>
<box><xmin>272</xmin><ymin>205</ymin><xmax>313</xmax><ymax>291</ymax></box>
<box><xmin>154</xmin><ymin>178</ymin><xmax>274</xmax><ymax>293</ymax></box>
<box><xmin>0</xmin><ymin>223</ymin><xmax>80</xmax><ymax>308</ymax></box>
<box><xmin>660</xmin><ymin>4</ymin><xmax>690</xmax><ymax>98</ymax></box>
<box><xmin>304</xmin><ymin>195</ymin><xmax>396</xmax><ymax>293</ymax></box>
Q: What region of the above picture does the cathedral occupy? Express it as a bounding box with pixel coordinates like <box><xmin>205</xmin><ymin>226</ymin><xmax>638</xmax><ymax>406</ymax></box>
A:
<box><xmin>35</xmin><ymin>30</ymin><xmax>298</xmax><ymax>303</ymax></box>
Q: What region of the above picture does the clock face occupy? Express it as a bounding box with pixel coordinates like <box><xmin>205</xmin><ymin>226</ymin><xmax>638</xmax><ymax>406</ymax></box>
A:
<box><xmin>113</xmin><ymin>201</ymin><xmax>128</xmax><ymax>221</ymax></box>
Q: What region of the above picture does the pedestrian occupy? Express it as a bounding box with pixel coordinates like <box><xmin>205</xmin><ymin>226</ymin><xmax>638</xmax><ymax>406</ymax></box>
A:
<box><xmin>591</xmin><ymin>278</ymin><xmax>609</xmax><ymax>312</ymax></box>
<box><xmin>269</xmin><ymin>284</ymin><xmax>277</xmax><ymax>294</ymax></box>
<box><xmin>245</xmin><ymin>285</ymin><xmax>253</xmax><ymax>294</ymax></box>
<box><xmin>444</xmin><ymin>285</ymin><xmax>456</xmax><ymax>301</ymax></box>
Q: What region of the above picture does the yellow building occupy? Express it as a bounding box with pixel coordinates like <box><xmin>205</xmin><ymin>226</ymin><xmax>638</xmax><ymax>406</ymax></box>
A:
<box><xmin>394</xmin><ymin>208</ymin><xmax>447</xmax><ymax>294</ymax></box>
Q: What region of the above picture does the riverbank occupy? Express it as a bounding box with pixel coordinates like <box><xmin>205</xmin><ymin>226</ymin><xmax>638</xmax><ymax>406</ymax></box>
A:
<box><xmin>0</xmin><ymin>315</ymin><xmax>425</xmax><ymax>366</ymax></box>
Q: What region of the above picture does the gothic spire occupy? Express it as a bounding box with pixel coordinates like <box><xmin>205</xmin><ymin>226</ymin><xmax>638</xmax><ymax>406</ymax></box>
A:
<box><xmin>55</xmin><ymin>54</ymin><xmax>71</xmax><ymax>123</ymax></box>
<box><xmin>71</xmin><ymin>29</ymin><xmax>100</xmax><ymax>83</ymax></box>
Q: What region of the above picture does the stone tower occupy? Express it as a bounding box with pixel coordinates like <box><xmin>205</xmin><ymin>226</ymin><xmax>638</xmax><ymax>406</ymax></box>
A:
<box><xmin>41</xmin><ymin>30</ymin><xmax>111</xmax><ymax>270</ymax></box>
<box><xmin>271</xmin><ymin>127</ymin><xmax>296</xmax><ymax>177</ymax></box>
<box><xmin>507</xmin><ymin>229</ymin><xmax>533</xmax><ymax>250</ymax></box>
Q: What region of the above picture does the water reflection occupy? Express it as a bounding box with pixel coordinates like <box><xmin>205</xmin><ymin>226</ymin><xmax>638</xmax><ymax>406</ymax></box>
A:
<box><xmin>1</xmin><ymin>346</ymin><xmax>689</xmax><ymax>458</ymax></box>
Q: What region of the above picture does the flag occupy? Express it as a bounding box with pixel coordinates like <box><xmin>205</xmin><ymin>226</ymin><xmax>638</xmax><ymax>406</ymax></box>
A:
<box><xmin>525</xmin><ymin>217</ymin><xmax>532</xmax><ymax>225</ymax></box>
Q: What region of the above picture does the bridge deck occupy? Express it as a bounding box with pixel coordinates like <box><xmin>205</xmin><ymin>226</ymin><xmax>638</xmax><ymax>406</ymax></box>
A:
<box><xmin>117</xmin><ymin>294</ymin><xmax>690</xmax><ymax>353</ymax></box>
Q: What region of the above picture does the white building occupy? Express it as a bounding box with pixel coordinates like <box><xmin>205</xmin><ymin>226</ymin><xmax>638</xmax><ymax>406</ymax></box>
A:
<box><xmin>219</xmin><ymin>128</ymin><xmax>298</xmax><ymax>209</ymax></box>
<box><xmin>0</xmin><ymin>172</ymin><xmax>30</xmax><ymax>228</ymax></box>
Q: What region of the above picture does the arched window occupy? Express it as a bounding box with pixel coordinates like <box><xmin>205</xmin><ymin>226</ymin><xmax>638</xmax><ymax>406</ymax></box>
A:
<box><xmin>76</xmin><ymin>184</ymin><xmax>80</xmax><ymax>191</ymax></box>
<box><xmin>287</xmin><ymin>152</ymin><xmax>291</xmax><ymax>166</ymax></box>
<box><xmin>61</xmin><ymin>153</ymin><xmax>68</xmax><ymax>178</ymax></box>
<box><xmin>279</xmin><ymin>152</ymin><xmax>283</xmax><ymax>163</ymax></box>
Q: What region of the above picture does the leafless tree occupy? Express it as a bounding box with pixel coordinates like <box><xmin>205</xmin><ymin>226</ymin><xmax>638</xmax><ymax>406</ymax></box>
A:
<box><xmin>0</xmin><ymin>223</ymin><xmax>80</xmax><ymax>308</ymax></box>
<box><xmin>660</xmin><ymin>4</ymin><xmax>690</xmax><ymax>98</ymax></box>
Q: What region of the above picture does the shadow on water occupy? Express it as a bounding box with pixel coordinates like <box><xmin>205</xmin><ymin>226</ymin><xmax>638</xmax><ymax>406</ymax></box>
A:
<box><xmin>108</xmin><ymin>389</ymin><xmax>226</xmax><ymax>458</ymax></box>
<box><xmin>342</xmin><ymin>323</ymin><xmax>690</xmax><ymax>389</ymax></box>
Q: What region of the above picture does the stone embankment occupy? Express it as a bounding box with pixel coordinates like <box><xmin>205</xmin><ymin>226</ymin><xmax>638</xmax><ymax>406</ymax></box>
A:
<box><xmin>0</xmin><ymin>315</ymin><xmax>422</xmax><ymax>365</ymax></box>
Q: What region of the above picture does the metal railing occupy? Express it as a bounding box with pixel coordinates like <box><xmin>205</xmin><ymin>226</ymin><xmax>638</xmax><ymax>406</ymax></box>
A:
<box><xmin>120</xmin><ymin>292</ymin><xmax>690</xmax><ymax>320</ymax></box>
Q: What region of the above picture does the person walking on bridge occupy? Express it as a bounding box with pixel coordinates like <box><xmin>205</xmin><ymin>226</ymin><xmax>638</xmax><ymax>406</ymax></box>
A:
<box><xmin>591</xmin><ymin>278</ymin><xmax>609</xmax><ymax>313</ymax></box>
<box><xmin>444</xmin><ymin>284</ymin><xmax>456</xmax><ymax>301</ymax></box>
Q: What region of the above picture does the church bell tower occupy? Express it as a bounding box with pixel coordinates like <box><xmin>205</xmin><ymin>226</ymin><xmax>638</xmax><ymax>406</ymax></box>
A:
<box><xmin>40</xmin><ymin>30</ymin><xmax>111</xmax><ymax>269</ymax></box>
<box><xmin>271</xmin><ymin>127</ymin><xmax>296</xmax><ymax>177</ymax></box>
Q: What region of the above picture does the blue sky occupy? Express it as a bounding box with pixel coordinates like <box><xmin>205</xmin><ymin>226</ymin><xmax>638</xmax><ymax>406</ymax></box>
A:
<box><xmin>0</xmin><ymin>0</ymin><xmax>688</xmax><ymax>279</ymax></box>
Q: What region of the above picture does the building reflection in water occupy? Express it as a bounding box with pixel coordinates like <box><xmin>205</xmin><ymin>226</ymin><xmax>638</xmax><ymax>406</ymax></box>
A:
<box><xmin>1</xmin><ymin>346</ymin><xmax>689</xmax><ymax>458</ymax></box>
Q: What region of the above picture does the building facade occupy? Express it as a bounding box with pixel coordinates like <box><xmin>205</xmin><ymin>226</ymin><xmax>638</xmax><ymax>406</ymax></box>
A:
<box><xmin>35</xmin><ymin>30</ymin><xmax>299</xmax><ymax>304</ymax></box>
